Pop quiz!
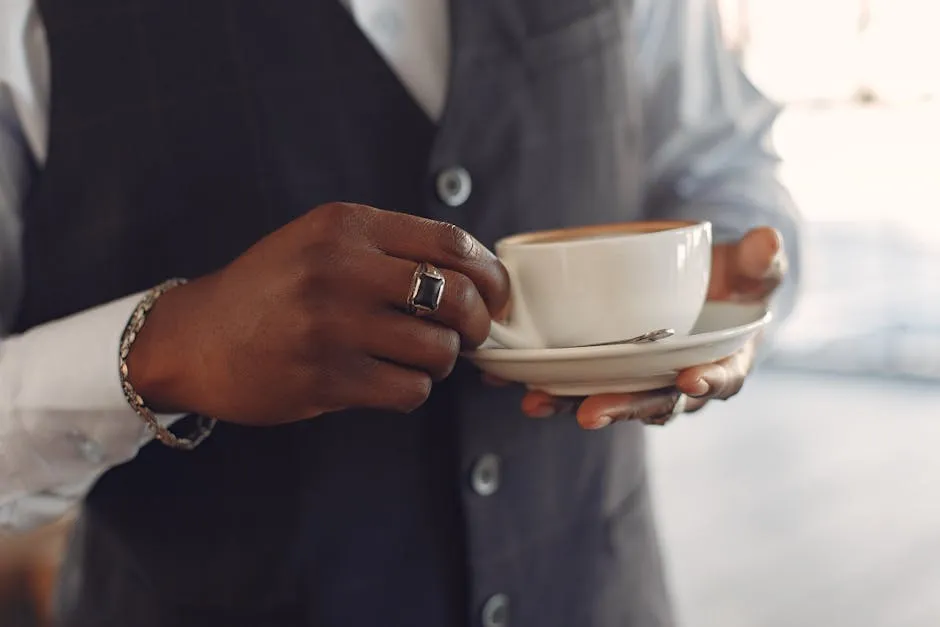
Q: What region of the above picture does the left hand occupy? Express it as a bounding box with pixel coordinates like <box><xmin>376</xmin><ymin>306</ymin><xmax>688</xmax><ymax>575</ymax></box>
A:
<box><xmin>517</xmin><ymin>226</ymin><xmax>787</xmax><ymax>429</ymax></box>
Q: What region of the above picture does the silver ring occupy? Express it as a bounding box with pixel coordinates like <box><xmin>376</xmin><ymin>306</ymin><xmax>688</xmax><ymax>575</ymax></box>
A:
<box><xmin>643</xmin><ymin>393</ymin><xmax>687</xmax><ymax>426</ymax></box>
<box><xmin>671</xmin><ymin>393</ymin><xmax>688</xmax><ymax>418</ymax></box>
<box><xmin>407</xmin><ymin>262</ymin><xmax>446</xmax><ymax>316</ymax></box>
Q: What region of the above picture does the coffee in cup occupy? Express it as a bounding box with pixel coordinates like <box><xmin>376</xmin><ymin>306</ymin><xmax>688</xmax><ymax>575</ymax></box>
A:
<box><xmin>488</xmin><ymin>220</ymin><xmax>712</xmax><ymax>350</ymax></box>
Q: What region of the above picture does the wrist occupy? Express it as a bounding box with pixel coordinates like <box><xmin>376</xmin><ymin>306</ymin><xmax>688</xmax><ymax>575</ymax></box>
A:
<box><xmin>125</xmin><ymin>277</ymin><xmax>205</xmax><ymax>414</ymax></box>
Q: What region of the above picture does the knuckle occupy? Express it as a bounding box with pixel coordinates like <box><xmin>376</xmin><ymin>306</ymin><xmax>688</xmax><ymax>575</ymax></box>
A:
<box><xmin>296</xmin><ymin>250</ymin><xmax>340</xmax><ymax>292</ymax></box>
<box><xmin>442</xmin><ymin>328</ymin><xmax>462</xmax><ymax>359</ymax></box>
<box><xmin>448</xmin><ymin>276</ymin><xmax>489</xmax><ymax>346</ymax></box>
<box><xmin>467</xmin><ymin>321</ymin><xmax>491</xmax><ymax>349</ymax></box>
<box><xmin>438</xmin><ymin>223</ymin><xmax>477</xmax><ymax>261</ymax></box>
<box><xmin>398</xmin><ymin>374</ymin><xmax>433</xmax><ymax>413</ymax></box>
<box><xmin>449</xmin><ymin>273</ymin><xmax>479</xmax><ymax>316</ymax></box>
<box><xmin>318</xmin><ymin>201</ymin><xmax>357</xmax><ymax>220</ymax></box>
<box><xmin>293</xmin><ymin>255</ymin><xmax>322</xmax><ymax>286</ymax></box>
<box><xmin>430</xmin><ymin>330</ymin><xmax>461</xmax><ymax>380</ymax></box>
<box><xmin>299</xmin><ymin>240</ymin><xmax>367</xmax><ymax>296</ymax></box>
<box><xmin>309</xmin><ymin>202</ymin><xmax>346</xmax><ymax>228</ymax></box>
<box><xmin>309</xmin><ymin>202</ymin><xmax>366</xmax><ymax>241</ymax></box>
<box><xmin>307</xmin><ymin>219</ymin><xmax>343</xmax><ymax>247</ymax></box>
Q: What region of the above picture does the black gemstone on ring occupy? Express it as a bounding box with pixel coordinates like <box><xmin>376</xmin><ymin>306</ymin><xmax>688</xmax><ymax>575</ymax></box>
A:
<box><xmin>413</xmin><ymin>272</ymin><xmax>445</xmax><ymax>312</ymax></box>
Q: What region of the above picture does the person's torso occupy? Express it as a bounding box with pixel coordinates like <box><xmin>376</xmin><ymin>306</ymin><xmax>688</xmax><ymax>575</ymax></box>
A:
<box><xmin>20</xmin><ymin>1</ymin><xmax>669</xmax><ymax>625</ymax></box>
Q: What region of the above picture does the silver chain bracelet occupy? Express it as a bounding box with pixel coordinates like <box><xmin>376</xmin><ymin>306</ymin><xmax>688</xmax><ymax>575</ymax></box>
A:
<box><xmin>119</xmin><ymin>278</ymin><xmax>216</xmax><ymax>451</ymax></box>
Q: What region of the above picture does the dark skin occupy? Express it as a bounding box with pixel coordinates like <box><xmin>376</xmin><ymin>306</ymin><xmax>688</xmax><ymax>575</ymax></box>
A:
<box><xmin>1</xmin><ymin>207</ymin><xmax>504</xmax><ymax>625</ymax></box>
<box><xmin>0</xmin><ymin>515</ymin><xmax>72</xmax><ymax>627</ymax></box>
<box><xmin>129</xmin><ymin>202</ymin><xmax>784</xmax><ymax>430</ymax></box>
<box><xmin>128</xmin><ymin>202</ymin><xmax>511</xmax><ymax>422</ymax></box>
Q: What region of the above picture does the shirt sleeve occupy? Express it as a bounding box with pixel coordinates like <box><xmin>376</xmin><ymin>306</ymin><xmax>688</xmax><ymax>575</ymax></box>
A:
<box><xmin>632</xmin><ymin>0</ymin><xmax>803</xmax><ymax>325</ymax></box>
<box><xmin>0</xmin><ymin>4</ymin><xmax>181</xmax><ymax>533</ymax></box>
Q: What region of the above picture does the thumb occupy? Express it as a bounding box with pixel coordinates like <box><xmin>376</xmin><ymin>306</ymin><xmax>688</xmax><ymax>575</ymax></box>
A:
<box><xmin>710</xmin><ymin>227</ymin><xmax>786</xmax><ymax>302</ymax></box>
<box><xmin>736</xmin><ymin>227</ymin><xmax>785</xmax><ymax>281</ymax></box>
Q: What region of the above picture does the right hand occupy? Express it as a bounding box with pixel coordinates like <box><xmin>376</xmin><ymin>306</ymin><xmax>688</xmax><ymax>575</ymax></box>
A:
<box><xmin>127</xmin><ymin>203</ymin><xmax>509</xmax><ymax>426</ymax></box>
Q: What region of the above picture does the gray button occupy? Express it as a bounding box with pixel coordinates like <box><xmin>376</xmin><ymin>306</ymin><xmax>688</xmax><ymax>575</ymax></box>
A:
<box><xmin>482</xmin><ymin>593</ymin><xmax>509</xmax><ymax>627</ymax></box>
<box><xmin>470</xmin><ymin>453</ymin><xmax>501</xmax><ymax>497</ymax></box>
<box><xmin>436</xmin><ymin>166</ymin><xmax>472</xmax><ymax>207</ymax></box>
<box><xmin>66</xmin><ymin>430</ymin><xmax>105</xmax><ymax>464</ymax></box>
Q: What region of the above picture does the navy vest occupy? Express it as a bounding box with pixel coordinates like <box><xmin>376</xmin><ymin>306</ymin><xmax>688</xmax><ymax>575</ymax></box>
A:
<box><xmin>21</xmin><ymin>1</ymin><xmax>672</xmax><ymax>625</ymax></box>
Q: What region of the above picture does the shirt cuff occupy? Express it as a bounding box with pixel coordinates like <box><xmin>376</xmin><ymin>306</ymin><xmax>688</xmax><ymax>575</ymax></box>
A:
<box><xmin>0</xmin><ymin>293</ymin><xmax>184</xmax><ymax>502</ymax></box>
<box><xmin>3</xmin><ymin>293</ymin><xmax>183</xmax><ymax>418</ymax></box>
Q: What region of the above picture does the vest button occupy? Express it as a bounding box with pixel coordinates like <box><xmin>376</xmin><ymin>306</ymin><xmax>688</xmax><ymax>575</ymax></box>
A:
<box><xmin>436</xmin><ymin>166</ymin><xmax>472</xmax><ymax>207</ymax></box>
<box><xmin>481</xmin><ymin>593</ymin><xmax>509</xmax><ymax>627</ymax></box>
<box><xmin>470</xmin><ymin>453</ymin><xmax>501</xmax><ymax>496</ymax></box>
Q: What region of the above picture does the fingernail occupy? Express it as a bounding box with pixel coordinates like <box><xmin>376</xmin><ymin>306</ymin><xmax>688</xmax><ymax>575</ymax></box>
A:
<box><xmin>688</xmin><ymin>378</ymin><xmax>710</xmax><ymax>397</ymax></box>
<box><xmin>586</xmin><ymin>415</ymin><xmax>613</xmax><ymax>430</ymax></box>
<box><xmin>763</xmin><ymin>249</ymin><xmax>788</xmax><ymax>280</ymax></box>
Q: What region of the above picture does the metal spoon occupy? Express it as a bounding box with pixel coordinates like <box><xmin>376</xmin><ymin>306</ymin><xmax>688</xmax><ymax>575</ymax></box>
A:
<box><xmin>586</xmin><ymin>328</ymin><xmax>675</xmax><ymax>347</ymax></box>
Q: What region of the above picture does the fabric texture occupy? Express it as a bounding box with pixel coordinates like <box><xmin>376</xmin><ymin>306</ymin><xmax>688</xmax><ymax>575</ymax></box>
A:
<box><xmin>29</xmin><ymin>1</ymin><xmax>671</xmax><ymax>625</ymax></box>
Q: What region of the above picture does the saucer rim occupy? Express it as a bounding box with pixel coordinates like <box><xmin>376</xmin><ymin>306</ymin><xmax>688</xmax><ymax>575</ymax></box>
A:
<box><xmin>468</xmin><ymin>302</ymin><xmax>771</xmax><ymax>363</ymax></box>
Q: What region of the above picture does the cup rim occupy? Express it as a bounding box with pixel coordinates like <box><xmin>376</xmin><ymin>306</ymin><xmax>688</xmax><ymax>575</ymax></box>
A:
<box><xmin>495</xmin><ymin>220</ymin><xmax>709</xmax><ymax>249</ymax></box>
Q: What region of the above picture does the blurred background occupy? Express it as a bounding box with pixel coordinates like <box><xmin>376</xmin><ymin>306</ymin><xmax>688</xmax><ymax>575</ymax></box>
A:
<box><xmin>649</xmin><ymin>1</ymin><xmax>940</xmax><ymax>625</ymax></box>
<box><xmin>3</xmin><ymin>1</ymin><xmax>939</xmax><ymax>625</ymax></box>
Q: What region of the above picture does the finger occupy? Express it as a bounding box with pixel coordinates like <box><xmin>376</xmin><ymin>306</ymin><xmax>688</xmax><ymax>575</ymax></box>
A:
<box><xmin>367</xmin><ymin>256</ymin><xmax>493</xmax><ymax>348</ymax></box>
<box><xmin>355</xmin><ymin>358</ymin><xmax>434</xmax><ymax>414</ymax></box>
<box><xmin>482</xmin><ymin>373</ymin><xmax>512</xmax><ymax>387</ymax></box>
<box><xmin>737</xmin><ymin>227</ymin><xmax>784</xmax><ymax>280</ymax></box>
<box><xmin>642</xmin><ymin>393</ymin><xmax>689</xmax><ymax>426</ymax></box>
<box><xmin>675</xmin><ymin>355</ymin><xmax>745</xmax><ymax>401</ymax></box>
<box><xmin>418</xmin><ymin>267</ymin><xmax>492</xmax><ymax>348</ymax></box>
<box><xmin>361</xmin><ymin>313</ymin><xmax>461</xmax><ymax>381</ymax></box>
<box><xmin>683</xmin><ymin>396</ymin><xmax>709</xmax><ymax>413</ymax></box>
<box><xmin>576</xmin><ymin>389</ymin><xmax>683</xmax><ymax>430</ymax></box>
<box><xmin>521</xmin><ymin>390</ymin><xmax>582</xmax><ymax>419</ymax></box>
<box><xmin>676</xmin><ymin>331</ymin><xmax>760</xmax><ymax>400</ymax></box>
<box><xmin>710</xmin><ymin>227</ymin><xmax>786</xmax><ymax>302</ymax></box>
<box><xmin>356</xmin><ymin>206</ymin><xmax>511</xmax><ymax>316</ymax></box>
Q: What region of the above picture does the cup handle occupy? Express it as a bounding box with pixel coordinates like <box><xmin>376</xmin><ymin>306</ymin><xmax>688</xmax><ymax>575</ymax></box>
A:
<box><xmin>487</xmin><ymin>262</ymin><xmax>543</xmax><ymax>349</ymax></box>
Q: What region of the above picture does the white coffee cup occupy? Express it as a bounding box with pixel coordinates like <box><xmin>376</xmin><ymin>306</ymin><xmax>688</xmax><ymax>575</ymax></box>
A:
<box><xmin>488</xmin><ymin>221</ymin><xmax>712</xmax><ymax>350</ymax></box>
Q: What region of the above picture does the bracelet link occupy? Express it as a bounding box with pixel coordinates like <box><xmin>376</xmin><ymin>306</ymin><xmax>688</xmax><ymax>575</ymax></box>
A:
<box><xmin>119</xmin><ymin>279</ymin><xmax>215</xmax><ymax>451</ymax></box>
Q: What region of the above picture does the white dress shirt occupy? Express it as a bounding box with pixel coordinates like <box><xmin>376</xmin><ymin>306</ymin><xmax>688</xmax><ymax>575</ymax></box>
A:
<box><xmin>0</xmin><ymin>0</ymin><xmax>798</xmax><ymax>532</ymax></box>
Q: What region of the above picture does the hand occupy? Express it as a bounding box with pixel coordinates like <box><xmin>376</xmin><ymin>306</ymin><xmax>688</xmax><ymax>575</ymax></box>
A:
<box><xmin>127</xmin><ymin>203</ymin><xmax>510</xmax><ymax>426</ymax></box>
<box><xmin>0</xmin><ymin>516</ymin><xmax>70</xmax><ymax>626</ymax></box>
<box><xmin>519</xmin><ymin>226</ymin><xmax>787</xmax><ymax>429</ymax></box>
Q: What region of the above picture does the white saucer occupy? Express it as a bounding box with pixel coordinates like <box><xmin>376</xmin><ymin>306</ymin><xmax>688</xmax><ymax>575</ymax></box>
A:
<box><xmin>465</xmin><ymin>302</ymin><xmax>771</xmax><ymax>396</ymax></box>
